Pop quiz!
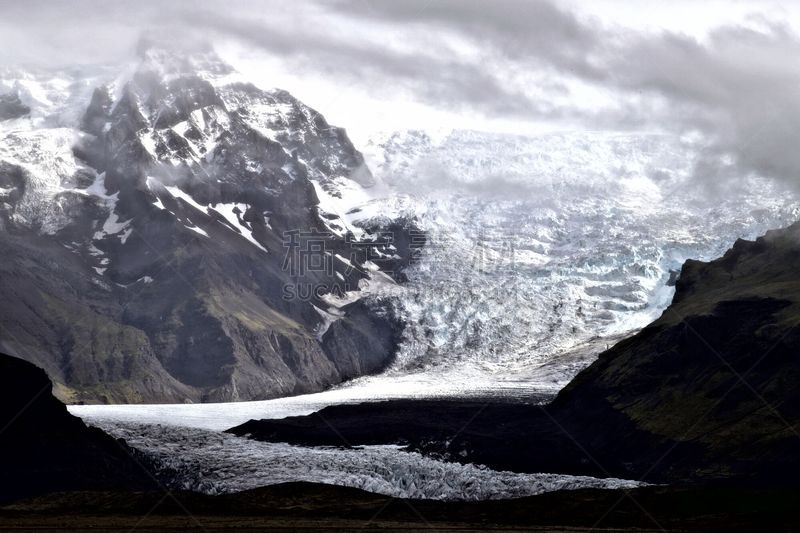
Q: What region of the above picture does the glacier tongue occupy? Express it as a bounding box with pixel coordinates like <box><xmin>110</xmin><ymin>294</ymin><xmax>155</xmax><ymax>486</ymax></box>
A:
<box><xmin>94</xmin><ymin>420</ymin><xmax>642</xmax><ymax>500</ymax></box>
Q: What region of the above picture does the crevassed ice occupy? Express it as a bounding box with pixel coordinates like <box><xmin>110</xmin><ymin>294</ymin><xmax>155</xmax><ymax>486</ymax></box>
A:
<box><xmin>358</xmin><ymin>129</ymin><xmax>800</xmax><ymax>390</ymax></box>
<box><xmin>97</xmin><ymin>420</ymin><xmax>642</xmax><ymax>500</ymax></box>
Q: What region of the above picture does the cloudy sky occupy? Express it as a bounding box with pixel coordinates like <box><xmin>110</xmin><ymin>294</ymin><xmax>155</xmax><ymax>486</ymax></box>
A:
<box><xmin>2</xmin><ymin>0</ymin><xmax>800</xmax><ymax>188</ymax></box>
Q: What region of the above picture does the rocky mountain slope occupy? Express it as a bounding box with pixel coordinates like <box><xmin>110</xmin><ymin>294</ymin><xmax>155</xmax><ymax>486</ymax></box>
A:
<box><xmin>230</xmin><ymin>220</ymin><xmax>800</xmax><ymax>485</ymax></box>
<box><xmin>0</xmin><ymin>42</ymin><xmax>420</xmax><ymax>403</ymax></box>
<box><xmin>0</xmin><ymin>352</ymin><xmax>156</xmax><ymax>502</ymax></box>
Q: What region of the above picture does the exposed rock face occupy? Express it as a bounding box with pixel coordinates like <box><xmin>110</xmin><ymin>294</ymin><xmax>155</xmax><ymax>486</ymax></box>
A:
<box><xmin>230</xmin><ymin>222</ymin><xmax>800</xmax><ymax>486</ymax></box>
<box><xmin>0</xmin><ymin>43</ymin><xmax>420</xmax><ymax>403</ymax></box>
<box><xmin>0</xmin><ymin>352</ymin><xmax>156</xmax><ymax>502</ymax></box>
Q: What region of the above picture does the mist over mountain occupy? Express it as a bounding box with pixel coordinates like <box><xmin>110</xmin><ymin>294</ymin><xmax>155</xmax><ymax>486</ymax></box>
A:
<box><xmin>5</xmin><ymin>1</ymin><xmax>800</xmax><ymax>196</ymax></box>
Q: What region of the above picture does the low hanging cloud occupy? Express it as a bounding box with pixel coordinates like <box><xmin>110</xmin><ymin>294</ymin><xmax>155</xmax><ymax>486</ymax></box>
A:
<box><xmin>607</xmin><ymin>23</ymin><xmax>800</xmax><ymax>189</ymax></box>
<box><xmin>181</xmin><ymin>8</ymin><xmax>556</xmax><ymax>119</ymax></box>
<box><xmin>3</xmin><ymin>0</ymin><xmax>800</xmax><ymax>190</ymax></box>
<box><xmin>326</xmin><ymin>0</ymin><xmax>603</xmax><ymax>76</ymax></box>
<box><xmin>323</xmin><ymin>0</ymin><xmax>800</xmax><ymax>189</ymax></box>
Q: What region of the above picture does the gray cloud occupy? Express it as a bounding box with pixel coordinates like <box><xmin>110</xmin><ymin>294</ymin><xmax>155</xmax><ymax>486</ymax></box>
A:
<box><xmin>309</xmin><ymin>0</ymin><xmax>800</xmax><ymax>189</ymax></box>
<box><xmin>180</xmin><ymin>8</ymin><xmax>559</xmax><ymax>119</ymax></box>
<box><xmin>2</xmin><ymin>0</ymin><xmax>800</xmax><ymax>190</ymax></box>
<box><xmin>0</xmin><ymin>0</ymin><xmax>149</xmax><ymax>66</ymax></box>
<box><xmin>600</xmin><ymin>22</ymin><xmax>800</xmax><ymax>189</ymax></box>
<box><xmin>332</xmin><ymin>0</ymin><xmax>800</xmax><ymax>189</ymax></box>
<box><xmin>0</xmin><ymin>0</ymin><xmax>596</xmax><ymax>120</ymax></box>
<box><xmin>326</xmin><ymin>0</ymin><xmax>602</xmax><ymax>74</ymax></box>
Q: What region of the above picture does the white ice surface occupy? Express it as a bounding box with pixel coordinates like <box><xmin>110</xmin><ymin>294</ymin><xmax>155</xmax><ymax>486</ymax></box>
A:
<box><xmin>0</xmin><ymin>128</ymin><xmax>80</xmax><ymax>233</ymax></box>
<box><xmin>69</xmin><ymin>334</ymin><xmax>640</xmax><ymax>500</ymax></box>
<box><xmin>184</xmin><ymin>224</ymin><xmax>209</xmax><ymax>238</ymax></box>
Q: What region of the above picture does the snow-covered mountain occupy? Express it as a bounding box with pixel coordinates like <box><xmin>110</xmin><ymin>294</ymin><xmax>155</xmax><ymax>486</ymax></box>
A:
<box><xmin>0</xmin><ymin>41</ymin><xmax>418</xmax><ymax>403</ymax></box>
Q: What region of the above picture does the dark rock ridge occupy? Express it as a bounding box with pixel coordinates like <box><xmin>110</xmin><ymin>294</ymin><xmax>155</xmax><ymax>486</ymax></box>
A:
<box><xmin>0</xmin><ymin>42</ymin><xmax>421</xmax><ymax>403</ymax></box>
<box><xmin>229</xmin><ymin>221</ymin><xmax>800</xmax><ymax>486</ymax></box>
<box><xmin>0</xmin><ymin>352</ymin><xmax>156</xmax><ymax>502</ymax></box>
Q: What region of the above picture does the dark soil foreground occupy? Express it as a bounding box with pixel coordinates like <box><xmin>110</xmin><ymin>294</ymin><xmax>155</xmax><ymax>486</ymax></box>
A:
<box><xmin>2</xmin><ymin>482</ymin><xmax>800</xmax><ymax>532</ymax></box>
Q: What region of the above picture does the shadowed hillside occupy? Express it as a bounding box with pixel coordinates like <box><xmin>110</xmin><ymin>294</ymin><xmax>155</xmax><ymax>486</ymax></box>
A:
<box><xmin>0</xmin><ymin>353</ymin><xmax>157</xmax><ymax>502</ymax></box>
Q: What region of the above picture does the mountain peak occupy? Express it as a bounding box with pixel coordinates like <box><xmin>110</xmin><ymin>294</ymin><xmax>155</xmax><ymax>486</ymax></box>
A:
<box><xmin>134</xmin><ymin>33</ymin><xmax>234</xmax><ymax>82</ymax></box>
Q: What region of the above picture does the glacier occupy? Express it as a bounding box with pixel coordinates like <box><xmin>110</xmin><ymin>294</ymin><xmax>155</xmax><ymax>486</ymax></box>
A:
<box><xmin>71</xmin><ymin>125</ymin><xmax>799</xmax><ymax>500</ymax></box>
